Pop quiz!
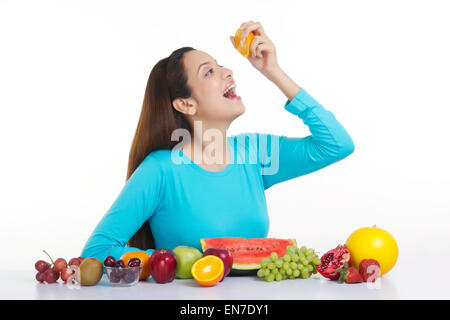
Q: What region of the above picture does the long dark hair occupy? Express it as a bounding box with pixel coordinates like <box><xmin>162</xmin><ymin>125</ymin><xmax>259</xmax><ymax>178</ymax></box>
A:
<box><xmin>126</xmin><ymin>47</ymin><xmax>195</xmax><ymax>250</ymax></box>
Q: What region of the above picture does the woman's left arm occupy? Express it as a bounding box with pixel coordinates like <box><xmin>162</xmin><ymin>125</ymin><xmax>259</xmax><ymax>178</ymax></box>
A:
<box><xmin>258</xmin><ymin>85</ymin><xmax>355</xmax><ymax>190</ymax></box>
<box><xmin>232</xmin><ymin>21</ymin><xmax>354</xmax><ymax>189</ymax></box>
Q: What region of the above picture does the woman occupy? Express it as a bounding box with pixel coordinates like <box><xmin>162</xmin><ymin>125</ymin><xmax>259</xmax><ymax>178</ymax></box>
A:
<box><xmin>81</xmin><ymin>21</ymin><xmax>355</xmax><ymax>263</ymax></box>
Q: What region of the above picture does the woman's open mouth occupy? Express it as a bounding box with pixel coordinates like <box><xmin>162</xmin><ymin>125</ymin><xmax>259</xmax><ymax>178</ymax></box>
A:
<box><xmin>223</xmin><ymin>84</ymin><xmax>241</xmax><ymax>101</ymax></box>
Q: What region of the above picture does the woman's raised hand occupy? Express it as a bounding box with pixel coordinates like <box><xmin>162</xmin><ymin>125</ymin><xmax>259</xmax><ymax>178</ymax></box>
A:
<box><xmin>230</xmin><ymin>21</ymin><xmax>280</xmax><ymax>77</ymax></box>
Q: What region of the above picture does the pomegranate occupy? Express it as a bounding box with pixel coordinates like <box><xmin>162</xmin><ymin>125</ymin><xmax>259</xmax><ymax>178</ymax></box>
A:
<box><xmin>317</xmin><ymin>245</ymin><xmax>352</xmax><ymax>280</ymax></box>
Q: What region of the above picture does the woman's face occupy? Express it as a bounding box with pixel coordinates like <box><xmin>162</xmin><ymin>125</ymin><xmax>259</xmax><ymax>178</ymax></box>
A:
<box><xmin>173</xmin><ymin>50</ymin><xmax>245</xmax><ymax>126</ymax></box>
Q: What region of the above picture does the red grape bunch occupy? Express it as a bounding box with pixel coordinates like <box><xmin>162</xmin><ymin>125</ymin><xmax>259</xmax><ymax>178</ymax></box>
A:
<box><xmin>34</xmin><ymin>250</ymin><xmax>85</xmax><ymax>284</ymax></box>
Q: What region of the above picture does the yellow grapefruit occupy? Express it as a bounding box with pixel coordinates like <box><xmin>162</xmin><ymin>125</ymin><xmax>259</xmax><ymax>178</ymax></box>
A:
<box><xmin>345</xmin><ymin>225</ymin><xmax>398</xmax><ymax>275</ymax></box>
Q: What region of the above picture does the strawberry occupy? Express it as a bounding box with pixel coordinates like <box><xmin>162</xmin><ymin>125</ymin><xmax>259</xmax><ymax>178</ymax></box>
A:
<box><xmin>359</xmin><ymin>259</ymin><xmax>381</xmax><ymax>282</ymax></box>
<box><xmin>346</xmin><ymin>267</ymin><xmax>364</xmax><ymax>283</ymax></box>
<box><xmin>336</xmin><ymin>262</ymin><xmax>364</xmax><ymax>284</ymax></box>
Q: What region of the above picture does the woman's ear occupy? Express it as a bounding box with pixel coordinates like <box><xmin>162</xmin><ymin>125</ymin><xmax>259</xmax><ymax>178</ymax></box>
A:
<box><xmin>173</xmin><ymin>98</ymin><xmax>196</xmax><ymax>116</ymax></box>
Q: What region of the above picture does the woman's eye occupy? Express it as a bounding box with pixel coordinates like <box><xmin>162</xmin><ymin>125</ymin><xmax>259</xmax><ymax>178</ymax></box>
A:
<box><xmin>206</xmin><ymin>65</ymin><xmax>223</xmax><ymax>76</ymax></box>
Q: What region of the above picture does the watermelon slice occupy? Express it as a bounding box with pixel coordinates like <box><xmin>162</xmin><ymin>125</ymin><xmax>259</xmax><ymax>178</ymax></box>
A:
<box><xmin>200</xmin><ymin>237</ymin><xmax>297</xmax><ymax>275</ymax></box>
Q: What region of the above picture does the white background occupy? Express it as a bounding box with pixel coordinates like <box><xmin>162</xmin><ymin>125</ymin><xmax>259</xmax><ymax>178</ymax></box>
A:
<box><xmin>1</xmin><ymin>0</ymin><xmax>449</xmax><ymax>272</ymax></box>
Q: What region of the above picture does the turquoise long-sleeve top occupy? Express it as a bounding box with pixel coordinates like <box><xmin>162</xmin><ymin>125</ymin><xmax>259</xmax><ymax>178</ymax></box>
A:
<box><xmin>80</xmin><ymin>88</ymin><xmax>354</xmax><ymax>263</ymax></box>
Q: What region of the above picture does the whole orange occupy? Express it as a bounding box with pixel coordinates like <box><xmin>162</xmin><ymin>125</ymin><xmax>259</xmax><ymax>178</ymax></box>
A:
<box><xmin>120</xmin><ymin>250</ymin><xmax>151</xmax><ymax>280</ymax></box>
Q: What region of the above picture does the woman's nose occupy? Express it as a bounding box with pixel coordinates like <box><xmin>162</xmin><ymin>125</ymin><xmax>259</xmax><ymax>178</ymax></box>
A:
<box><xmin>222</xmin><ymin>67</ymin><xmax>233</xmax><ymax>79</ymax></box>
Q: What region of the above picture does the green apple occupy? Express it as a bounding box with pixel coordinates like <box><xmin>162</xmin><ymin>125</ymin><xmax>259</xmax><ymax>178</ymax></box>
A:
<box><xmin>173</xmin><ymin>245</ymin><xmax>203</xmax><ymax>279</ymax></box>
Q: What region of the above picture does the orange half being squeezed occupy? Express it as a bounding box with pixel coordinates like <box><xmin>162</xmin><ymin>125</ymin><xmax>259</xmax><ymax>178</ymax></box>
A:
<box><xmin>234</xmin><ymin>29</ymin><xmax>255</xmax><ymax>58</ymax></box>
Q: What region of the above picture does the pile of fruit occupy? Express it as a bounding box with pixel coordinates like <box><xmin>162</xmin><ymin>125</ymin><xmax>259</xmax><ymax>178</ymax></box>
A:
<box><xmin>103</xmin><ymin>255</ymin><xmax>142</xmax><ymax>285</ymax></box>
<box><xmin>35</xmin><ymin>249</ymin><xmax>149</xmax><ymax>286</ymax></box>
<box><xmin>313</xmin><ymin>225</ymin><xmax>398</xmax><ymax>284</ymax></box>
<box><xmin>33</xmin><ymin>225</ymin><xmax>398</xmax><ymax>288</ymax></box>
<box><xmin>34</xmin><ymin>250</ymin><xmax>86</xmax><ymax>284</ymax></box>
<box><xmin>35</xmin><ymin>250</ymin><xmax>105</xmax><ymax>286</ymax></box>
<box><xmin>147</xmin><ymin>246</ymin><xmax>233</xmax><ymax>286</ymax></box>
<box><xmin>316</xmin><ymin>245</ymin><xmax>381</xmax><ymax>284</ymax></box>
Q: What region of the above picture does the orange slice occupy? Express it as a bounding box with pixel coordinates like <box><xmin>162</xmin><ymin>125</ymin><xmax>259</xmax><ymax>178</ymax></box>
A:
<box><xmin>191</xmin><ymin>255</ymin><xmax>224</xmax><ymax>287</ymax></box>
<box><xmin>234</xmin><ymin>28</ymin><xmax>255</xmax><ymax>58</ymax></box>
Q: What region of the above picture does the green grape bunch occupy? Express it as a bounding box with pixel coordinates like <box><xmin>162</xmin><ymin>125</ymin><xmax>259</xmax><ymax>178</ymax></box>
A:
<box><xmin>257</xmin><ymin>245</ymin><xmax>321</xmax><ymax>282</ymax></box>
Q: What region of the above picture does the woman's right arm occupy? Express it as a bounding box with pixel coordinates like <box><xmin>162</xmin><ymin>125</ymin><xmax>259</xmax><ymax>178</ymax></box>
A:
<box><xmin>80</xmin><ymin>155</ymin><xmax>164</xmax><ymax>263</ymax></box>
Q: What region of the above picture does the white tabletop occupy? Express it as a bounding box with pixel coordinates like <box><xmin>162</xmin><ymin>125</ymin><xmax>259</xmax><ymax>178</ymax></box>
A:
<box><xmin>1</xmin><ymin>264</ymin><xmax>448</xmax><ymax>300</ymax></box>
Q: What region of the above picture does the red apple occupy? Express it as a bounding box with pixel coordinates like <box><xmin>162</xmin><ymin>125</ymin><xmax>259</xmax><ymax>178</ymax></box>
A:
<box><xmin>148</xmin><ymin>249</ymin><xmax>177</xmax><ymax>284</ymax></box>
<box><xmin>203</xmin><ymin>248</ymin><xmax>233</xmax><ymax>282</ymax></box>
